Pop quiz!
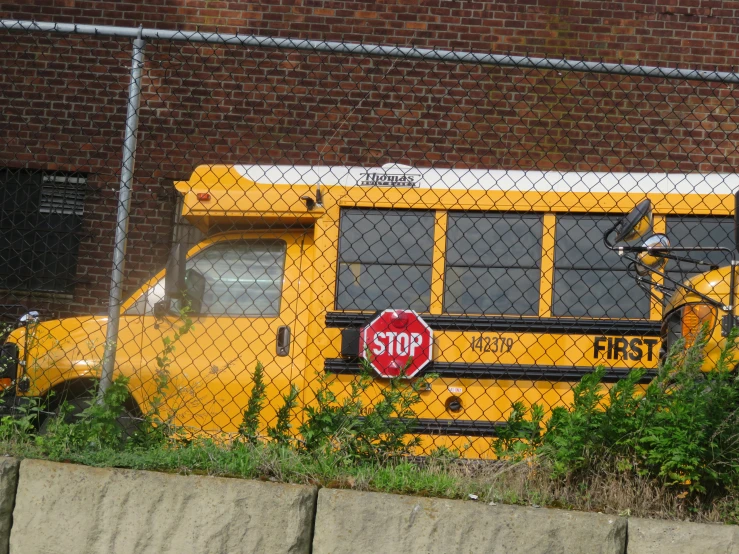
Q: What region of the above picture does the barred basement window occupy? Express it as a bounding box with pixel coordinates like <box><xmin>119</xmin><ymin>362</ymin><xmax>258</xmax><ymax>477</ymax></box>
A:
<box><xmin>0</xmin><ymin>168</ymin><xmax>87</xmax><ymax>293</ymax></box>
<box><xmin>335</xmin><ymin>208</ymin><xmax>434</xmax><ymax>312</ymax></box>
<box><xmin>39</xmin><ymin>174</ymin><xmax>86</xmax><ymax>216</ymax></box>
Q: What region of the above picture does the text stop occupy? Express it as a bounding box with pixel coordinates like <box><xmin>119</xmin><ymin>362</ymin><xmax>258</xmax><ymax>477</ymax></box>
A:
<box><xmin>359</xmin><ymin>310</ymin><xmax>433</xmax><ymax>379</ymax></box>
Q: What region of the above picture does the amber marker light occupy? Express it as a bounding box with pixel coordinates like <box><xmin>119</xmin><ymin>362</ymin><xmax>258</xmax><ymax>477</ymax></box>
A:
<box><xmin>682</xmin><ymin>304</ymin><xmax>715</xmax><ymax>347</ymax></box>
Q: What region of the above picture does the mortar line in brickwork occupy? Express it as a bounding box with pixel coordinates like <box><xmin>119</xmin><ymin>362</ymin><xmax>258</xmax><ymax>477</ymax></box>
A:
<box><xmin>3</xmin><ymin>19</ymin><xmax>739</xmax><ymax>84</ymax></box>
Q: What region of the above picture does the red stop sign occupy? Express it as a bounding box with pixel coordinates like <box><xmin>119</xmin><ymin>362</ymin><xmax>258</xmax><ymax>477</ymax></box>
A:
<box><xmin>359</xmin><ymin>309</ymin><xmax>433</xmax><ymax>378</ymax></box>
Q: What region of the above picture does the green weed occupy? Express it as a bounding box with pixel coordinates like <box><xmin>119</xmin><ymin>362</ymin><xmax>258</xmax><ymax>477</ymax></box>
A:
<box><xmin>268</xmin><ymin>384</ymin><xmax>300</xmax><ymax>446</ymax></box>
<box><xmin>239</xmin><ymin>362</ymin><xmax>267</xmax><ymax>444</ymax></box>
<box><xmin>499</xmin><ymin>325</ymin><xmax>739</xmax><ymax>494</ymax></box>
<box><xmin>298</xmin><ymin>357</ymin><xmax>433</xmax><ymax>463</ymax></box>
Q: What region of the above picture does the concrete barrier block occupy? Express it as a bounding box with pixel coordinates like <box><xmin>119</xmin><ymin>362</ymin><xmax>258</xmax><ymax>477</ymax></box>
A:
<box><xmin>313</xmin><ymin>488</ymin><xmax>626</xmax><ymax>554</ymax></box>
<box><xmin>627</xmin><ymin>517</ymin><xmax>739</xmax><ymax>554</ymax></box>
<box><xmin>10</xmin><ymin>459</ymin><xmax>316</xmax><ymax>554</ymax></box>
<box><xmin>0</xmin><ymin>458</ymin><xmax>19</xmax><ymax>554</ymax></box>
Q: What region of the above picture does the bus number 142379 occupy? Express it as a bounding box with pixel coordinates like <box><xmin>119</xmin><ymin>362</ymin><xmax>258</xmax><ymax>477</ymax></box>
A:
<box><xmin>469</xmin><ymin>335</ymin><xmax>514</xmax><ymax>353</ymax></box>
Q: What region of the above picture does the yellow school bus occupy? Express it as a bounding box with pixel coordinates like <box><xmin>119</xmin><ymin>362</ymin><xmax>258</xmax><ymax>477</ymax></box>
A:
<box><xmin>1</xmin><ymin>164</ymin><xmax>736</xmax><ymax>455</ymax></box>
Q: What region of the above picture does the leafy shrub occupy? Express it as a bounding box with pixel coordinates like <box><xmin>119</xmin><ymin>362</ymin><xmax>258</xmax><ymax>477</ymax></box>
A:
<box><xmin>298</xmin><ymin>357</ymin><xmax>432</xmax><ymax>463</ymax></box>
<box><xmin>38</xmin><ymin>375</ymin><xmax>133</xmax><ymax>454</ymax></box>
<box><xmin>624</xmin><ymin>327</ymin><xmax>739</xmax><ymax>492</ymax></box>
<box><xmin>491</xmin><ymin>401</ymin><xmax>544</xmax><ymax>461</ymax></box>
<box><xmin>234</xmin><ymin>355</ymin><xmax>431</xmax><ymax>461</ymax></box>
<box><xmin>239</xmin><ymin>362</ymin><xmax>267</xmax><ymax>444</ymax></box>
<box><xmin>0</xmin><ymin>396</ymin><xmax>45</xmax><ymax>442</ymax></box>
<box><xmin>238</xmin><ymin>364</ymin><xmax>301</xmax><ymax>447</ymax></box>
<box><xmin>0</xmin><ymin>322</ymin><xmax>12</xmax><ymax>345</ymax></box>
<box><xmin>502</xmin><ymin>325</ymin><xmax>739</xmax><ymax>493</ymax></box>
<box><xmin>268</xmin><ymin>384</ymin><xmax>299</xmax><ymax>445</ymax></box>
<box><xmin>540</xmin><ymin>365</ymin><xmax>647</xmax><ymax>476</ymax></box>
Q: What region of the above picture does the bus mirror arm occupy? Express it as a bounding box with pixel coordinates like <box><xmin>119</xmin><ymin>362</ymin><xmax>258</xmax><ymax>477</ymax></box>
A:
<box><xmin>630</xmin><ymin>267</ymin><xmax>664</xmax><ymax>304</ymax></box>
<box><xmin>616</xmin><ymin>245</ymin><xmax>734</xmax><ymax>255</ymax></box>
<box><xmin>634</xmin><ymin>249</ymin><xmax>720</xmax><ymax>269</ymax></box>
<box><xmin>153</xmin><ymin>299</ymin><xmax>169</xmax><ymax>320</ymax></box>
<box><xmin>624</xmin><ymin>253</ymin><xmax>728</xmax><ymax>312</ymax></box>
<box><xmin>723</xmin><ymin>260</ymin><xmax>738</xmax><ymax>337</ymax></box>
<box><xmin>603</xmin><ymin>223</ymin><xmax>619</xmax><ymax>250</ymax></box>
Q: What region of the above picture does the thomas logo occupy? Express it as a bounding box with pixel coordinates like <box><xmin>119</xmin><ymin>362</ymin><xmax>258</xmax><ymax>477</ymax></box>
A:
<box><xmin>358</xmin><ymin>171</ymin><xmax>420</xmax><ymax>187</ymax></box>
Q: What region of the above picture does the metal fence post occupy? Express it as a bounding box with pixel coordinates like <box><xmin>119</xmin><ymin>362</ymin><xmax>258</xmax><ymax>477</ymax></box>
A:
<box><xmin>98</xmin><ymin>28</ymin><xmax>146</xmax><ymax>401</ymax></box>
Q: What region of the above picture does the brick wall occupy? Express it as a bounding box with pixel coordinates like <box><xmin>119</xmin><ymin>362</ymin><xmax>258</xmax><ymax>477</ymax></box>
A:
<box><xmin>4</xmin><ymin>1</ymin><xmax>739</xmax><ymax>67</ymax></box>
<box><xmin>0</xmin><ymin>33</ymin><xmax>176</xmax><ymax>319</ymax></box>
<box><xmin>1</xmin><ymin>1</ymin><xmax>739</xmax><ymax>318</ymax></box>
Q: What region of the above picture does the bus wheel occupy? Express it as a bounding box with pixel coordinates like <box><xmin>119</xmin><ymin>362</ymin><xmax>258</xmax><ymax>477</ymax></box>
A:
<box><xmin>38</xmin><ymin>394</ymin><xmax>89</xmax><ymax>434</ymax></box>
<box><xmin>38</xmin><ymin>385</ymin><xmax>142</xmax><ymax>440</ymax></box>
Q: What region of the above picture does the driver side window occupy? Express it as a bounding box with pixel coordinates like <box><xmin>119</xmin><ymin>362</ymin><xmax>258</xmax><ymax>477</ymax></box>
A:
<box><xmin>129</xmin><ymin>239</ymin><xmax>287</xmax><ymax>317</ymax></box>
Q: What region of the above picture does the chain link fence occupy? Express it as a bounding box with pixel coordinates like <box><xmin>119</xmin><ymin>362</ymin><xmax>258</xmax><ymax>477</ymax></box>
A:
<box><xmin>0</xmin><ymin>20</ymin><xmax>737</xmax><ymax>457</ymax></box>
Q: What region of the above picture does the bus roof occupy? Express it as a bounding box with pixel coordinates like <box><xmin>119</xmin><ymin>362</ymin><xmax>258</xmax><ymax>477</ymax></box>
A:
<box><xmin>175</xmin><ymin>164</ymin><xmax>737</xmax><ymax>231</ymax></box>
<box><xmin>223</xmin><ymin>163</ymin><xmax>739</xmax><ymax>196</ymax></box>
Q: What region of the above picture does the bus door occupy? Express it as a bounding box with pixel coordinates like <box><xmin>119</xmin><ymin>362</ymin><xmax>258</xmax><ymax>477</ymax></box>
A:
<box><xmin>136</xmin><ymin>229</ymin><xmax>311</xmax><ymax>436</ymax></box>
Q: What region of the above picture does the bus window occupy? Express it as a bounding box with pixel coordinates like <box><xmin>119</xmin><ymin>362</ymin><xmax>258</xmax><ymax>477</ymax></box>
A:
<box><xmin>664</xmin><ymin>216</ymin><xmax>734</xmax><ymax>287</ymax></box>
<box><xmin>135</xmin><ymin>240</ymin><xmax>288</xmax><ymax>317</ymax></box>
<box><xmin>553</xmin><ymin>215</ymin><xmax>651</xmax><ymax>319</ymax></box>
<box><xmin>182</xmin><ymin>240</ymin><xmax>287</xmax><ymax>316</ymax></box>
<box><xmin>444</xmin><ymin>213</ymin><xmax>542</xmax><ymax>316</ymax></box>
<box><xmin>335</xmin><ymin>209</ymin><xmax>434</xmax><ymax>312</ymax></box>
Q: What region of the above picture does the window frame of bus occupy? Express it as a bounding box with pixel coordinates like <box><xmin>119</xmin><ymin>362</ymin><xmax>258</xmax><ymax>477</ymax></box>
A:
<box><xmin>334</xmin><ymin>208</ymin><xmax>435</xmax><ymax>313</ymax></box>
<box><xmin>127</xmin><ymin>238</ymin><xmax>288</xmax><ymax>318</ymax></box>
<box><xmin>663</xmin><ymin>215</ymin><xmax>734</xmax><ymax>290</ymax></box>
<box><xmin>552</xmin><ymin>214</ymin><xmax>652</xmax><ymax>319</ymax></box>
<box><xmin>443</xmin><ymin>211</ymin><xmax>543</xmax><ymax>316</ymax></box>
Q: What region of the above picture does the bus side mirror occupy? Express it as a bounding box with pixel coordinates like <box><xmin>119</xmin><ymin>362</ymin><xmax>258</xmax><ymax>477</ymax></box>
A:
<box><xmin>153</xmin><ymin>242</ymin><xmax>187</xmax><ymax>319</ymax></box>
<box><xmin>152</xmin><ymin>299</ymin><xmax>169</xmax><ymax>319</ymax></box>
<box><xmin>614</xmin><ymin>199</ymin><xmax>653</xmax><ymax>243</ymax></box>
<box><xmin>635</xmin><ymin>234</ymin><xmax>670</xmax><ymax>275</ymax></box>
<box><xmin>184</xmin><ymin>268</ymin><xmax>206</xmax><ymax>315</ymax></box>
<box><xmin>164</xmin><ymin>242</ymin><xmax>186</xmax><ymax>298</ymax></box>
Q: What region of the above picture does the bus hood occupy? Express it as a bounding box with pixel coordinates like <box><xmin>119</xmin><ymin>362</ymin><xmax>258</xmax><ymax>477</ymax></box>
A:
<box><xmin>664</xmin><ymin>266</ymin><xmax>734</xmax><ymax>313</ymax></box>
<box><xmin>6</xmin><ymin>316</ymin><xmax>110</xmax><ymax>393</ymax></box>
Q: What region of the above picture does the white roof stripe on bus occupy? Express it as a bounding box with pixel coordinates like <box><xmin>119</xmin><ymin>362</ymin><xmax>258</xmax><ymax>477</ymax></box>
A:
<box><xmin>232</xmin><ymin>164</ymin><xmax>739</xmax><ymax>195</ymax></box>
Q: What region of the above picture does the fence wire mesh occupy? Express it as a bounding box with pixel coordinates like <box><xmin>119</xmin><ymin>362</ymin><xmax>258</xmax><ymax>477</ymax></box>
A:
<box><xmin>1</xmin><ymin>21</ymin><xmax>738</xmax><ymax>457</ymax></box>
